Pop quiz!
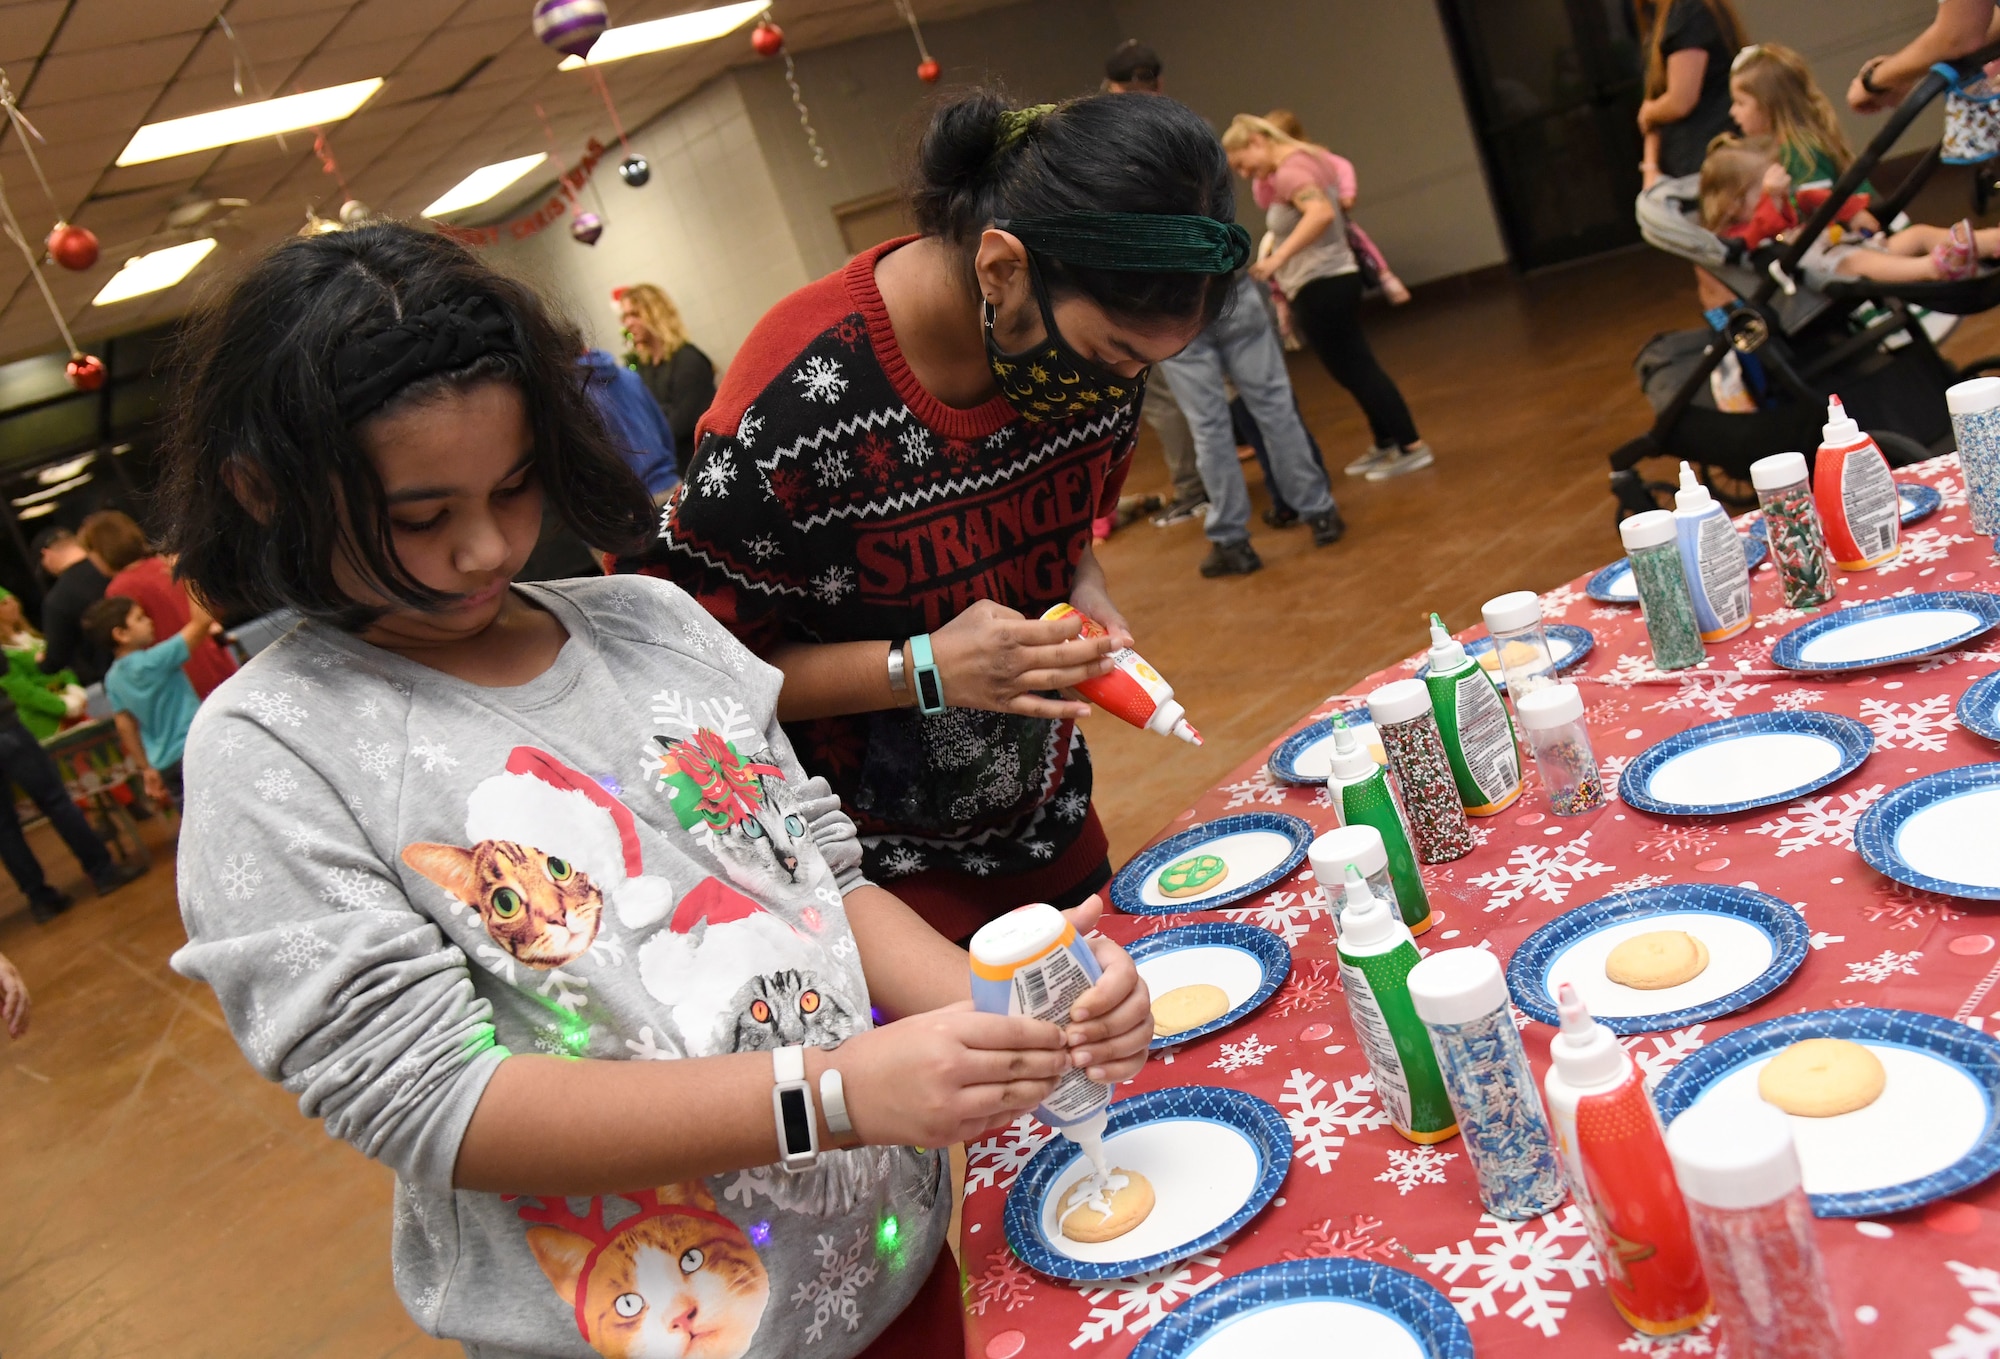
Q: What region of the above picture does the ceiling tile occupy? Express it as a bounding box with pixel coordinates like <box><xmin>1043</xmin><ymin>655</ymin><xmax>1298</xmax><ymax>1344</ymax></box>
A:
<box><xmin>12</xmin><ymin>86</ymin><xmax>156</xmax><ymax>148</ymax></box>
<box><xmin>29</xmin><ymin>34</ymin><xmax>199</xmax><ymax>106</ymax></box>
<box><xmin>221</xmin><ymin>0</ymin><xmax>357</xmax><ymax>21</ymax></box>
<box><xmin>331</xmin><ymin>0</ymin><xmax>465</xmax><ymax>48</ymax></box>
<box><xmin>288</xmin><ymin>36</ymin><xmax>410</xmax><ymax>89</ymax></box>
<box><xmin>91</xmin><ymin>153</ymin><xmax>210</xmax><ymax>198</ymax></box>
<box><xmin>58</xmin><ymin>0</ymin><xmax>217</xmax><ymax>50</ymax></box>
<box><xmin>0</xmin><ymin>2</ymin><xmax>61</xmax><ymax>66</ymax></box>
<box><xmin>179</xmin><ymin>11</ymin><xmax>347</xmax><ymax>79</ymax></box>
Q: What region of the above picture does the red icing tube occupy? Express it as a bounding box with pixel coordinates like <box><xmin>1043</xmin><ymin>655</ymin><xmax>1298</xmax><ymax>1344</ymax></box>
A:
<box><xmin>1042</xmin><ymin>603</ymin><xmax>1202</xmax><ymax>745</ymax></box>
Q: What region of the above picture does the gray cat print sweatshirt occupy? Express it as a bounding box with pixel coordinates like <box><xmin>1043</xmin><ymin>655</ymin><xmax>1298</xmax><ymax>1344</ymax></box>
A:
<box><xmin>171</xmin><ymin>576</ymin><xmax>948</xmax><ymax>1359</ymax></box>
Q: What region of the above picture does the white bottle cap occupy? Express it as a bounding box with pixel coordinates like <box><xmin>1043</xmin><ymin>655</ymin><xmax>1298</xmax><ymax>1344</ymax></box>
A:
<box><xmin>1750</xmin><ymin>451</ymin><xmax>1810</xmax><ymax>493</ymax></box>
<box><xmin>1406</xmin><ymin>946</ymin><xmax>1508</xmax><ymax>1027</ymax></box>
<box><xmin>1823</xmin><ymin>393</ymin><xmax>1861</xmax><ymax>445</ymax></box>
<box><xmin>1948</xmin><ymin>375</ymin><xmax>2000</xmax><ymax>416</ymax></box>
<box><xmin>1327</xmin><ymin>718</ymin><xmax>1377</xmax><ymax>782</ymax></box>
<box><xmin>1427</xmin><ymin>614</ymin><xmax>1466</xmax><ymax>672</ymax></box>
<box><xmin>1481</xmin><ymin>591</ymin><xmax>1543</xmax><ymax>636</ymax></box>
<box><xmin>1368</xmin><ymin>677</ymin><xmax>1433</xmax><ymax>726</ymax></box>
<box><xmin>1337</xmin><ymin>865</ymin><xmax>1398</xmax><ymax>948</ymax></box>
<box><xmin>967</xmin><ymin>902</ymin><xmax>1066</xmax><ymax>968</ymax></box>
<box><xmin>1309</xmin><ymin>824</ymin><xmax>1387</xmax><ymax>883</ymax></box>
<box><xmin>1548</xmin><ymin>982</ymin><xmax>1628</xmax><ymax>1088</ymax></box>
<box><xmin>1674</xmin><ymin>460</ymin><xmax>1715</xmax><ymax>512</ymax></box>
<box><xmin>1618</xmin><ymin>508</ymin><xmax>1676</xmax><ymax>552</ymax></box>
<box><xmin>1515</xmin><ymin>681</ymin><xmax>1584</xmax><ymax>732</ymax></box>
<box><xmin>1667</xmin><ymin>1098</ymin><xmax>1802</xmax><ymax>1210</ymax></box>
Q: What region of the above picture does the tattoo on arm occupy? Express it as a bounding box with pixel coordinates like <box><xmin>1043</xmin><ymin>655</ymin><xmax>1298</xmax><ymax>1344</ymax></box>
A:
<box><xmin>1291</xmin><ymin>184</ymin><xmax>1328</xmax><ymax>210</ymax></box>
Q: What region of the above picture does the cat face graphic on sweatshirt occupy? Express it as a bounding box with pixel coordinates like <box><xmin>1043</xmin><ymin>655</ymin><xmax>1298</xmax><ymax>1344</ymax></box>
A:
<box><xmin>650</xmin><ymin>730</ymin><xmax>819</xmax><ymax>894</ymax></box>
<box><xmin>402</xmin><ymin>839</ymin><xmax>602</xmax><ymax>967</ymax></box>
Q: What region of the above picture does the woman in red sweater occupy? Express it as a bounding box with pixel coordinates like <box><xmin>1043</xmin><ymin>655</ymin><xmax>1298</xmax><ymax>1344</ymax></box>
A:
<box><xmin>649</xmin><ymin>90</ymin><xmax>1247</xmax><ymax>940</ymax></box>
<box><xmin>78</xmin><ymin>510</ymin><xmax>237</xmax><ymax>698</ymax></box>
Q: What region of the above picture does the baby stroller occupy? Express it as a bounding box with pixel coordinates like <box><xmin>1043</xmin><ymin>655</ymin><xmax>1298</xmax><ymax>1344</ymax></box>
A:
<box><xmin>1609</xmin><ymin>41</ymin><xmax>2000</xmax><ymax>517</ymax></box>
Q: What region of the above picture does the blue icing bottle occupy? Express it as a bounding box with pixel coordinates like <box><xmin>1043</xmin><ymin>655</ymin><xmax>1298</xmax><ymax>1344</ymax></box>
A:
<box><xmin>1406</xmin><ymin>946</ymin><xmax>1566</xmax><ymax>1220</ymax></box>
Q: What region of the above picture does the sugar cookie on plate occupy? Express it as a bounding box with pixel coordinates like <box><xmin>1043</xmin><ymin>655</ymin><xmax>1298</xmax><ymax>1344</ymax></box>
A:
<box><xmin>1605</xmin><ymin>930</ymin><xmax>1710</xmax><ymax>990</ymax></box>
<box><xmin>1152</xmin><ymin>983</ymin><xmax>1233</xmax><ymax>1037</ymax></box>
<box><xmin>1158</xmin><ymin>852</ymin><xmax>1228</xmax><ymax>898</ymax></box>
<box><xmin>1058</xmin><ymin>1169</ymin><xmax>1156</xmax><ymax>1244</ymax></box>
<box><xmin>1759</xmin><ymin>1038</ymin><xmax>1887</xmax><ymax>1117</ymax></box>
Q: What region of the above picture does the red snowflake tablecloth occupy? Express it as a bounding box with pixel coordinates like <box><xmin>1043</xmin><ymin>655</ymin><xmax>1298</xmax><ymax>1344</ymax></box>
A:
<box><xmin>960</xmin><ymin>455</ymin><xmax>2000</xmax><ymax>1358</ymax></box>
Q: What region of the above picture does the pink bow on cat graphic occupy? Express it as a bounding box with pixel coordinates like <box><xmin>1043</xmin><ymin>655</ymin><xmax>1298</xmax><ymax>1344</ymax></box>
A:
<box><xmin>653</xmin><ymin>729</ymin><xmax>781</xmax><ymax>832</ymax></box>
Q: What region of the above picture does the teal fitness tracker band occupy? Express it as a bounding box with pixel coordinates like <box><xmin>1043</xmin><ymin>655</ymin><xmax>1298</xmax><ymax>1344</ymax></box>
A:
<box><xmin>909</xmin><ymin>633</ymin><xmax>945</xmax><ymax>715</ymax></box>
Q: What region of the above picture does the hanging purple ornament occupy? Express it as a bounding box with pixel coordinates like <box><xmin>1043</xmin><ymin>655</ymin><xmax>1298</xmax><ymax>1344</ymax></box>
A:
<box><xmin>570</xmin><ymin>210</ymin><xmax>604</xmax><ymax>245</ymax></box>
<box><xmin>532</xmin><ymin>0</ymin><xmax>609</xmax><ymax>60</ymax></box>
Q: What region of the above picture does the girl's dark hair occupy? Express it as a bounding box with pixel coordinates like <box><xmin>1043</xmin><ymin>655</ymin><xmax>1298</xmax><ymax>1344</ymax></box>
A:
<box><xmin>160</xmin><ymin>223</ymin><xmax>654</xmax><ymax>628</ymax></box>
<box><xmin>908</xmin><ymin>90</ymin><xmax>1238</xmax><ymax>327</ymax></box>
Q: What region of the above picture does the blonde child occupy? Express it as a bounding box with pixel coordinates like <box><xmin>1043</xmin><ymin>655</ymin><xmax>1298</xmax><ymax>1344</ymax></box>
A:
<box><xmin>1728</xmin><ymin>43</ymin><xmax>1868</xmax><ymax>193</ymax></box>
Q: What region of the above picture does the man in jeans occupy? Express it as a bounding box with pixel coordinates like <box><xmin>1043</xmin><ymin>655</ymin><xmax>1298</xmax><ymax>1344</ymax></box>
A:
<box><xmin>0</xmin><ymin>693</ymin><xmax>145</xmax><ymax>922</ymax></box>
<box><xmin>1159</xmin><ymin>272</ymin><xmax>1343</xmax><ymax>576</ymax></box>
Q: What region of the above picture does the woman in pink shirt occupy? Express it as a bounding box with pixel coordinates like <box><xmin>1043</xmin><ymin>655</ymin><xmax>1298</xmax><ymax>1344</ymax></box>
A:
<box><xmin>1263</xmin><ymin>109</ymin><xmax>1409</xmax><ymax>306</ymax></box>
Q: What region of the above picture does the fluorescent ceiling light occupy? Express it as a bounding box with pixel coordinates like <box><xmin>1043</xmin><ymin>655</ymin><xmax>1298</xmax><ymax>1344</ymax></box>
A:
<box><xmin>422</xmin><ymin>153</ymin><xmax>549</xmax><ymax>217</ymax></box>
<box><xmin>92</xmin><ymin>239</ymin><xmax>219</xmax><ymax>306</ymax></box>
<box><xmin>116</xmin><ymin>78</ymin><xmax>383</xmax><ymax>166</ymax></box>
<box><xmin>558</xmin><ymin>1</ymin><xmax>762</xmax><ymax>68</ymax></box>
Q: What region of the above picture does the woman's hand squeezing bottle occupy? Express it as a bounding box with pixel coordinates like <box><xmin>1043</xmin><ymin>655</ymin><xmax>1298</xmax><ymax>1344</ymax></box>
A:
<box><xmin>923</xmin><ymin>598</ymin><xmax>1117</xmax><ymax>722</ymax></box>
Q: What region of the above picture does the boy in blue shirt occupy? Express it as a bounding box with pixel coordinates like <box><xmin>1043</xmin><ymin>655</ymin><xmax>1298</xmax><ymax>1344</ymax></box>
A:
<box><xmin>83</xmin><ymin>593</ymin><xmax>211</xmax><ymax>805</ymax></box>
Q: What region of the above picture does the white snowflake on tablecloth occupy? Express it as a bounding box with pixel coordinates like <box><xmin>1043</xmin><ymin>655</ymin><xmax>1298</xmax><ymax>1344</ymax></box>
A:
<box><xmin>1279</xmin><ymin>1066</ymin><xmax>1389</xmax><ymax>1173</ymax></box>
<box><xmin>1279</xmin><ymin>1213</ymin><xmax>1406</xmax><ymax>1263</ymax></box>
<box><xmin>1619</xmin><ymin>1025</ymin><xmax>1705</xmax><ymax>1089</ymax></box>
<box><xmin>961</xmin><ymin>850</ymin><xmax>999</xmax><ymax>876</ymax></box>
<box><xmin>253</xmin><ymin>767</ymin><xmax>299</xmax><ymax>803</ymax></box>
<box><xmin>241</xmin><ymin>689</ymin><xmax>307</xmax><ymax>729</ymax></box>
<box><xmin>1862</xmin><ymin>695</ymin><xmax>1959</xmax><ymax>752</ymax></box>
<box><xmin>1053</xmin><ymin>788</ymin><xmax>1088</xmax><ymax>822</ymax></box>
<box><xmin>1413</xmin><ymin>1205</ymin><xmax>1604</xmax><ymax>1338</ymax></box>
<box><xmin>810</xmin><ymin>565</ymin><xmax>856</xmax><ymax>605</ymax></box>
<box><xmin>736</xmin><ymin>405</ymin><xmax>763</xmax><ymax>447</ymax></box>
<box><xmin>1746</xmin><ymin>784</ymin><xmax>1885</xmax><ymax>856</ymax></box>
<box><xmin>219</xmin><ymin>852</ymin><xmax>264</xmax><ymax>900</ymax></box>
<box><xmin>1609</xmin><ymin>872</ymin><xmax>1672</xmax><ymax>892</ymax></box>
<box><xmin>1269</xmin><ymin>957</ymin><xmax>1339</xmax><ymax>1016</ymax></box>
<box><xmin>746</xmin><ymin>534</ymin><xmax>781</xmax><ymax>561</ymax></box>
<box><xmin>1864</xmin><ymin>881</ymin><xmax>1963</xmax><ymax>931</ymax></box>
<box><xmin>1601</xmin><ymin>653</ymin><xmax>1673</xmax><ymax>689</ymax></box>
<box><xmin>1754</xmin><ymin>605</ymin><xmax>1817</xmax><ymax>630</ymax></box>
<box><xmin>408</xmin><ymin>737</ymin><xmax>458</xmax><ymax>774</ymax></box>
<box><xmin>812</xmin><ymin>448</ymin><xmax>851</xmax><ymax>486</ymax></box>
<box><xmin>1222</xmin><ymin>888</ymin><xmax>1331</xmax><ymax>947</ymax></box>
<box><xmin>1618</xmin><ymin>1312</ymin><xmax>1722</xmax><ymax>1354</ymax></box>
<box><xmin>1376</xmin><ymin>1144</ymin><xmax>1457</xmax><ymax>1195</ymax></box>
<box><xmin>1590</xmin><ymin>606</ymin><xmax>1628</xmax><ymax>621</ymax></box>
<box><xmin>966</xmin><ymin>1246</ymin><xmax>1037</xmax><ymax>1316</ymax></box>
<box><xmin>899</xmin><ymin>426</ymin><xmax>934</xmax><ymax>466</ymax></box>
<box><xmin>1875</xmin><ymin>526</ymin><xmax>1975</xmax><ymax>573</ymax></box>
<box><xmin>1932</xmin><ymin>468</ymin><xmax>1969</xmax><ymax>506</ymax></box>
<box><xmin>1937</xmin><ymin>1260</ymin><xmax>2000</xmax><ymax>1358</ymax></box>
<box><xmin>876</xmin><ymin>845</ymin><xmax>927</xmax><ymax>877</ymax></box>
<box><xmin>695</xmin><ymin>447</ymin><xmax>737</xmax><ymax>497</ymax></box>
<box><xmin>1920</xmin><ymin>648</ymin><xmax>2000</xmax><ymax>673</ymax></box>
<box><xmin>1843</xmin><ymin>948</ymin><xmax>1922</xmax><ymax>985</ymax></box>
<box><xmin>1069</xmin><ymin>1249</ymin><xmax>1225</xmax><ymax>1349</ymax></box>
<box><xmin>1600</xmin><ymin>755</ymin><xmax>1629</xmax><ymax>801</ymax></box>
<box><xmin>1469</xmin><ymin>830</ymin><xmax>1614</xmax><ymax>912</ymax></box>
<box><xmin>1220</xmin><ymin>767</ymin><xmax>1292</xmax><ymax>809</ymax></box>
<box><xmin>351</xmin><ymin>738</ymin><xmax>397</xmax><ymax>779</ymax></box>
<box><xmin>791</xmin><ymin>354</ymin><xmax>848</xmax><ymax>404</ymax></box>
<box><xmin>273</xmin><ymin>926</ymin><xmax>333</xmax><ymax>979</ymax></box>
<box><xmin>1540</xmin><ymin>582</ymin><xmax>1585</xmax><ymax>617</ymax></box>
<box><xmin>1633</xmin><ymin>824</ymin><xmax>1724</xmax><ymax>863</ymax></box>
<box><xmin>790</xmin><ymin>1226</ymin><xmax>878</xmax><ymax>1343</ymax></box>
<box><xmin>1209</xmin><ymin>1033</ymin><xmax>1276</xmax><ymax>1073</ymax></box>
<box><xmin>1644</xmin><ymin>675</ymin><xmax>1769</xmax><ymax>720</ymax></box>
<box><xmin>318</xmin><ymin>867</ymin><xmax>388</xmax><ymax>912</ymax></box>
<box><xmin>965</xmin><ymin>1114</ymin><xmax>1053</xmax><ymax>1194</ymax></box>
<box><xmin>1769</xmin><ymin>687</ymin><xmax>1827</xmax><ymax>711</ymax></box>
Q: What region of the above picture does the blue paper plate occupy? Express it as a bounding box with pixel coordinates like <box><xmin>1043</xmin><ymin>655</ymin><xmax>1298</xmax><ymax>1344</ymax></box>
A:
<box><xmin>1620</xmin><ymin>711</ymin><xmax>1874</xmax><ymax>817</ymax></box>
<box><xmin>1586</xmin><ymin>523</ymin><xmax>1766</xmax><ymax>604</ymax></box>
<box><xmin>1131</xmin><ymin>1257</ymin><xmax>1473</xmax><ymax>1359</ymax></box>
<box><xmin>1268</xmin><ymin>704</ymin><xmax>1373</xmax><ymax>785</ymax></box>
<box><xmin>1957</xmin><ymin>671</ymin><xmax>2000</xmax><ymax>743</ymax></box>
<box><xmin>1111</xmin><ymin>812</ymin><xmax>1314</xmax><ymax>915</ymax></box>
<box><xmin>1771</xmin><ymin>590</ymin><xmax>2000</xmax><ymax>672</ymax></box>
<box><xmin>1655</xmin><ymin>1007</ymin><xmax>2000</xmax><ymax>1217</ymax></box>
<box><xmin>1505</xmin><ymin>883</ymin><xmax>1807</xmax><ymax>1034</ymax></box>
<box><xmin>1130</xmin><ymin>921</ymin><xmax>1292</xmax><ymax>1051</ymax></box>
<box><xmin>1900</xmin><ymin>481</ymin><xmax>1943</xmax><ymax>525</ymax></box>
<box><xmin>1003</xmin><ymin>1084</ymin><xmax>1291</xmax><ymax>1282</ymax></box>
<box><xmin>1413</xmin><ymin>623</ymin><xmax>1595</xmax><ymax>691</ymax></box>
<box><xmin>1854</xmin><ymin>763</ymin><xmax>2000</xmax><ymax>901</ymax></box>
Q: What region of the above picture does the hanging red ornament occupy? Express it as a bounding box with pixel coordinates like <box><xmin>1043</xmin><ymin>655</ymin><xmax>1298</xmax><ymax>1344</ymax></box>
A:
<box><xmin>916</xmin><ymin>58</ymin><xmax>940</xmax><ymax>83</ymax></box>
<box><xmin>65</xmin><ymin>354</ymin><xmax>105</xmax><ymax>391</ymax></box>
<box><xmin>46</xmin><ymin>222</ymin><xmax>98</xmax><ymax>271</ymax></box>
<box><xmin>751</xmin><ymin>20</ymin><xmax>784</xmax><ymax>57</ymax></box>
<box><xmin>532</xmin><ymin>0</ymin><xmax>609</xmax><ymax>60</ymax></box>
<box><xmin>570</xmin><ymin>210</ymin><xmax>603</xmax><ymax>245</ymax></box>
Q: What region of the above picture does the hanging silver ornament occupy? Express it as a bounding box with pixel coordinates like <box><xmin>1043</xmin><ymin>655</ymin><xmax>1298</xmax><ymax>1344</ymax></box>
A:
<box><xmin>618</xmin><ymin>155</ymin><xmax>650</xmax><ymax>187</ymax></box>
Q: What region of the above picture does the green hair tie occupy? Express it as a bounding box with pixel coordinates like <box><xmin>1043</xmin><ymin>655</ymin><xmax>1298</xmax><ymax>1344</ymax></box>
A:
<box><xmin>1000</xmin><ymin>212</ymin><xmax>1252</xmax><ymax>275</ymax></box>
<box><xmin>994</xmin><ymin>103</ymin><xmax>1057</xmax><ymax>153</ymax></box>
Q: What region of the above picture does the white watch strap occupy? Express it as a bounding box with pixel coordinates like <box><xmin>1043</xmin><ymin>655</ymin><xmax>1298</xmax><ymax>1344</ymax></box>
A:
<box><xmin>819</xmin><ymin>1067</ymin><xmax>853</xmax><ymax>1137</ymax></box>
<box><xmin>773</xmin><ymin>1044</ymin><xmax>806</xmax><ymax>1083</ymax></box>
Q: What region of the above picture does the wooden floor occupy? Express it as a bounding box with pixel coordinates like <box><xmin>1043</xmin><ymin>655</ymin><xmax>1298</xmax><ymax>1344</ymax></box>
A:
<box><xmin>9</xmin><ymin>222</ymin><xmax>2000</xmax><ymax>1355</ymax></box>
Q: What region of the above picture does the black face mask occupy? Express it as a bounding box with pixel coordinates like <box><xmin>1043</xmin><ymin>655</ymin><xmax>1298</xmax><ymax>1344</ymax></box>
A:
<box><xmin>984</xmin><ymin>259</ymin><xmax>1143</xmax><ymax>424</ymax></box>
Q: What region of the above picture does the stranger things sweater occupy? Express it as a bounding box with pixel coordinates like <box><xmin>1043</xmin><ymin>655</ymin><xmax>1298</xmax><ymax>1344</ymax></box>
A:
<box><xmin>648</xmin><ymin>237</ymin><xmax>1139</xmax><ymax>888</ymax></box>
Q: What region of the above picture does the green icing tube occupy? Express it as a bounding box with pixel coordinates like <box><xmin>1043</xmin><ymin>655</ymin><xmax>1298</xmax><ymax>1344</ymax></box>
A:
<box><xmin>1324</xmin><ymin>717</ymin><xmax>1432</xmax><ymax>932</ymax></box>
<box><xmin>1334</xmin><ymin>867</ymin><xmax>1457</xmax><ymax>1143</ymax></box>
<box><xmin>1422</xmin><ymin>614</ymin><xmax>1523</xmax><ymax>816</ymax></box>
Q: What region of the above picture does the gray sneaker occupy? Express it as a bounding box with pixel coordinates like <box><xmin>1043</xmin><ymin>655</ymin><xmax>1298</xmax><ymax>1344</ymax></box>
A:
<box><xmin>1343</xmin><ymin>443</ymin><xmax>1396</xmax><ymax>477</ymax></box>
<box><xmin>1364</xmin><ymin>442</ymin><xmax>1435</xmax><ymax>481</ymax></box>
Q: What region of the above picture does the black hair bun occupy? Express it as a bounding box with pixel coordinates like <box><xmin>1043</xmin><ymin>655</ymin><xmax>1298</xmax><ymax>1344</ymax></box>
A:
<box><xmin>909</xmin><ymin>89</ymin><xmax>1010</xmax><ymax>239</ymax></box>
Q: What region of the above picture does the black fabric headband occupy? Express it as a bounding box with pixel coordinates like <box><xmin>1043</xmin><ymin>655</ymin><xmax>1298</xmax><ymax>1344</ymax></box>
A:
<box><xmin>332</xmin><ymin>296</ymin><xmax>516</xmax><ymax>424</ymax></box>
<box><xmin>998</xmin><ymin>212</ymin><xmax>1252</xmax><ymax>275</ymax></box>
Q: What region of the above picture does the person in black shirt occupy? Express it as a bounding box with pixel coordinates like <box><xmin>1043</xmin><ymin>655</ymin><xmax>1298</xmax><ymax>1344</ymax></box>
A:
<box><xmin>617</xmin><ymin>284</ymin><xmax>715</xmax><ymax>477</ymax></box>
<box><xmin>33</xmin><ymin>527</ymin><xmax>110</xmax><ymax>684</ymax></box>
<box><xmin>1637</xmin><ymin>0</ymin><xmax>1747</xmax><ymax>180</ymax></box>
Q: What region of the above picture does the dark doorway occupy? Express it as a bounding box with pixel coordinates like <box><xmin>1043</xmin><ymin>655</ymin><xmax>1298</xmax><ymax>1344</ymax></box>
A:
<box><xmin>1437</xmin><ymin>0</ymin><xmax>1647</xmax><ymax>271</ymax></box>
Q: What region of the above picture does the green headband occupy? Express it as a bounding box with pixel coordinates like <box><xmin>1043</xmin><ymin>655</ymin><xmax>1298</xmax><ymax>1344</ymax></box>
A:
<box><xmin>999</xmin><ymin>212</ymin><xmax>1252</xmax><ymax>275</ymax></box>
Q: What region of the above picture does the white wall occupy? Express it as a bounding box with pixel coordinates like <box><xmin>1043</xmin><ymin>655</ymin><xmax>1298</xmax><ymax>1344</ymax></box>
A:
<box><xmin>481</xmin><ymin>78</ymin><xmax>813</xmax><ymax>371</ymax></box>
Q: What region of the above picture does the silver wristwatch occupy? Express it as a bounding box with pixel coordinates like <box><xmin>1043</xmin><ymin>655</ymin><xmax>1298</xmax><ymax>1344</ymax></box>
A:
<box><xmin>886</xmin><ymin>638</ymin><xmax>908</xmax><ymax>695</ymax></box>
